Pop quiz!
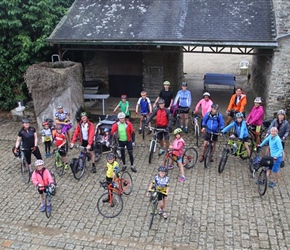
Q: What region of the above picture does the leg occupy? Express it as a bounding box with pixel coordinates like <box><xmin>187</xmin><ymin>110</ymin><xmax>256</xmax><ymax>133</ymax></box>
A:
<box><xmin>244</xmin><ymin>141</ymin><xmax>251</xmax><ymax>157</ymax></box>
<box><xmin>127</xmin><ymin>141</ymin><xmax>136</xmax><ymax>172</ymax></box>
<box><xmin>226</xmin><ymin>116</ymin><xmax>233</xmax><ymax>126</ymax></box>
<box><xmin>199</xmin><ymin>140</ymin><xmax>208</xmax><ymax>161</ymax></box>
<box><xmin>180</xmin><ymin>113</ymin><xmax>185</xmax><ymax>128</ymax></box>
<box><xmin>178</xmin><ymin>160</ymin><xmax>185</xmax><ymax>182</ymax></box>
<box><xmin>184</xmin><ymin>113</ymin><xmax>189</xmax><ymax>129</ymax></box>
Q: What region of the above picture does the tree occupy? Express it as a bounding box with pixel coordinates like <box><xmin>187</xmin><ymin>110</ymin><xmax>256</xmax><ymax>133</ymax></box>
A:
<box><xmin>0</xmin><ymin>0</ymin><xmax>74</xmax><ymax>110</ymax></box>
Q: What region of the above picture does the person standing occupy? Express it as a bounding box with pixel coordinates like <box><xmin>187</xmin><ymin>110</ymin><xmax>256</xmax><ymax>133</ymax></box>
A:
<box><xmin>70</xmin><ymin>112</ymin><xmax>96</xmax><ymax>173</ymax></box>
<box><xmin>153</xmin><ymin>81</ymin><xmax>174</xmax><ymax>110</ymax></box>
<box><xmin>111</xmin><ymin>112</ymin><xmax>137</xmax><ymax>173</ymax></box>
<box><xmin>173</xmin><ymin>82</ymin><xmax>192</xmax><ymax>133</ymax></box>
<box><xmin>193</xmin><ymin>92</ymin><xmax>213</xmax><ymax>118</ymax></box>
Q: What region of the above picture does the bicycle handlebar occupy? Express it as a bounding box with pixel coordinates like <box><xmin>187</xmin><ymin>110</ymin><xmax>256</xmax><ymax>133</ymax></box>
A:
<box><xmin>146</xmin><ymin>126</ymin><xmax>167</xmax><ymax>132</ymax></box>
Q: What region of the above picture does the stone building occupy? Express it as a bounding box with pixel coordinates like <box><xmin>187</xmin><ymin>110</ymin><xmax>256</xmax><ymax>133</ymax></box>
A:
<box><xmin>47</xmin><ymin>0</ymin><xmax>286</xmax><ymax>117</ymax></box>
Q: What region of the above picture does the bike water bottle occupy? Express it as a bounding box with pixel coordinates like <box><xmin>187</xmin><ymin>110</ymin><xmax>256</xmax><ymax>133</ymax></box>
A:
<box><xmin>233</xmin><ymin>143</ymin><xmax>238</xmax><ymax>153</ymax></box>
<box><xmin>117</xmin><ymin>149</ymin><xmax>121</xmax><ymax>158</ymax></box>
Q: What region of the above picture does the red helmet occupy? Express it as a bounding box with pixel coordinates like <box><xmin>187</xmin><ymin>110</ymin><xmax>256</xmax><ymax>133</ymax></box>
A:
<box><xmin>42</xmin><ymin>121</ymin><xmax>49</xmax><ymax>126</ymax></box>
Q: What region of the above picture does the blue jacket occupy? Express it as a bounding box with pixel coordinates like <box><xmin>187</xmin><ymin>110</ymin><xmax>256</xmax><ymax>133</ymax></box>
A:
<box><xmin>221</xmin><ymin>120</ymin><xmax>249</xmax><ymax>139</ymax></box>
<box><xmin>173</xmin><ymin>90</ymin><xmax>192</xmax><ymax>108</ymax></box>
<box><xmin>260</xmin><ymin>134</ymin><xmax>283</xmax><ymax>158</ymax></box>
<box><xmin>202</xmin><ymin>112</ymin><xmax>224</xmax><ymax>133</ymax></box>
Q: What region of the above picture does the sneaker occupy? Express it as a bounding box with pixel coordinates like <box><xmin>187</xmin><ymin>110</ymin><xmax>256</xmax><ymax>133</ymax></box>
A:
<box><xmin>139</xmin><ymin>129</ymin><xmax>142</xmax><ymax>134</ymax></box>
<box><xmin>47</xmin><ymin>153</ymin><xmax>51</xmax><ymax>158</ymax></box>
<box><xmin>167</xmin><ymin>165</ymin><xmax>174</xmax><ymax>170</ymax></box>
<box><xmin>179</xmin><ymin>176</ymin><xmax>185</xmax><ymax>183</ymax></box>
<box><xmin>130</xmin><ymin>165</ymin><xmax>137</xmax><ymax>173</ymax></box>
<box><xmin>91</xmin><ymin>166</ymin><xmax>96</xmax><ymax>173</ymax></box>
<box><xmin>184</xmin><ymin>127</ymin><xmax>188</xmax><ymax>134</ymax></box>
<box><xmin>64</xmin><ymin>164</ymin><xmax>69</xmax><ymax>170</ymax></box>
<box><xmin>269</xmin><ymin>182</ymin><xmax>277</xmax><ymax>188</ymax></box>
<box><xmin>199</xmin><ymin>155</ymin><xmax>204</xmax><ymax>162</ymax></box>
<box><xmin>45</xmin><ymin>153</ymin><xmax>48</xmax><ymax>158</ymax></box>
<box><xmin>158</xmin><ymin>208</ymin><xmax>163</xmax><ymax>215</ymax></box>
<box><xmin>122</xmin><ymin>165</ymin><xmax>127</xmax><ymax>171</ymax></box>
<box><xmin>46</xmin><ymin>205</ymin><xmax>51</xmax><ymax>212</ymax></box>
<box><xmin>158</xmin><ymin>149</ymin><xmax>165</xmax><ymax>156</ymax></box>
<box><xmin>148</xmin><ymin>129</ymin><xmax>152</xmax><ymax>135</ymax></box>
<box><xmin>280</xmin><ymin>161</ymin><xmax>285</xmax><ymax>168</ymax></box>
<box><xmin>102</xmin><ymin>196</ymin><xmax>110</xmax><ymax>203</ymax></box>
<box><xmin>210</xmin><ymin>155</ymin><xmax>214</xmax><ymax>162</ymax></box>
<box><xmin>40</xmin><ymin>204</ymin><xmax>45</xmax><ymax>212</ymax></box>
<box><xmin>162</xmin><ymin>211</ymin><xmax>168</xmax><ymax>219</ymax></box>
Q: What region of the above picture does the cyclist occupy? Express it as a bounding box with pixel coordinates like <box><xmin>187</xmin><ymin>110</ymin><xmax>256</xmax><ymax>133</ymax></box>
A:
<box><xmin>147</xmin><ymin>166</ymin><xmax>170</xmax><ymax>219</ymax></box>
<box><xmin>54</xmin><ymin>105</ymin><xmax>72</xmax><ymax>139</ymax></box>
<box><xmin>41</xmin><ymin>121</ymin><xmax>52</xmax><ymax>158</ymax></box>
<box><xmin>193</xmin><ymin>92</ymin><xmax>213</xmax><ymax>118</ymax></box>
<box><xmin>226</xmin><ymin>88</ymin><xmax>247</xmax><ymax>125</ymax></box>
<box><xmin>70</xmin><ymin>112</ymin><xmax>96</xmax><ymax>173</ymax></box>
<box><xmin>53</xmin><ymin>124</ymin><xmax>69</xmax><ymax>170</ymax></box>
<box><xmin>153</xmin><ymin>81</ymin><xmax>174</xmax><ymax>110</ymax></box>
<box><xmin>31</xmin><ymin>160</ymin><xmax>55</xmax><ymax>212</ymax></box>
<box><xmin>14</xmin><ymin>118</ymin><xmax>42</xmax><ymax>172</ymax></box>
<box><xmin>173</xmin><ymin>82</ymin><xmax>192</xmax><ymax>133</ymax></box>
<box><xmin>221</xmin><ymin>112</ymin><xmax>251</xmax><ymax>158</ymax></box>
<box><xmin>102</xmin><ymin>153</ymin><xmax>119</xmax><ymax>202</ymax></box>
<box><xmin>266</xmin><ymin>109</ymin><xmax>289</xmax><ymax>167</ymax></box>
<box><xmin>258</xmin><ymin>127</ymin><xmax>283</xmax><ymax>188</ymax></box>
<box><xmin>113</xmin><ymin>94</ymin><xmax>130</xmax><ymax>119</ymax></box>
<box><xmin>111</xmin><ymin>112</ymin><xmax>137</xmax><ymax>173</ymax></box>
<box><xmin>246</xmin><ymin>97</ymin><xmax>264</xmax><ymax>145</ymax></box>
<box><xmin>136</xmin><ymin>91</ymin><xmax>152</xmax><ymax>134</ymax></box>
<box><xmin>199</xmin><ymin>104</ymin><xmax>224</xmax><ymax>162</ymax></box>
<box><xmin>146</xmin><ymin>98</ymin><xmax>172</xmax><ymax>156</ymax></box>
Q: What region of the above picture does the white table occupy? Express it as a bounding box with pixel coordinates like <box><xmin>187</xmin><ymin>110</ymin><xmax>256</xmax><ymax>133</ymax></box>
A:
<box><xmin>83</xmin><ymin>94</ymin><xmax>110</xmax><ymax>115</ymax></box>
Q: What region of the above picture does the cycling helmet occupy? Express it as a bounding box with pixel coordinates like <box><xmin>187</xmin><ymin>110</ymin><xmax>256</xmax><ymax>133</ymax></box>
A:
<box><xmin>121</xmin><ymin>94</ymin><xmax>127</xmax><ymax>99</ymax></box>
<box><xmin>22</xmin><ymin>118</ymin><xmax>30</xmax><ymax>123</ymax></box>
<box><xmin>277</xmin><ymin>109</ymin><xmax>286</xmax><ymax>115</ymax></box>
<box><xmin>254</xmin><ymin>97</ymin><xmax>262</xmax><ymax>103</ymax></box>
<box><xmin>236</xmin><ymin>112</ymin><xmax>244</xmax><ymax>118</ymax></box>
<box><xmin>113</xmin><ymin>166</ymin><xmax>119</xmax><ymax>173</ymax></box>
<box><xmin>104</xmin><ymin>127</ymin><xmax>110</xmax><ymax>132</ymax></box>
<box><xmin>12</xmin><ymin>146</ymin><xmax>20</xmax><ymax>157</ymax></box>
<box><xmin>181</xmin><ymin>82</ymin><xmax>187</xmax><ymax>87</ymax></box>
<box><xmin>158</xmin><ymin>166</ymin><xmax>167</xmax><ymax>172</ymax></box>
<box><xmin>174</xmin><ymin>128</ymin><xmax>183</xmax><ymax>135</ymax></box>
<box><xmin>203</xmin><ymin>92</ymin><xmax>210</xmax><ymax>97</ymax></box>
<box><xmin>211</xmin><ymin>104</ymin><xmax>219</xmax><ymax>110</ymax></box>
<box><xmin>117</xmin><ymin>112</ymin><xmax>126</xmax><ymax>119</ymax></box>
<box><xmin>163</xmin><ymin>81</ymin><xmax>170</xmax><ymax>86</ymax></box>
<box><xmin>106</xmin><ymin>153</ymin><xmax>115</xmax><ymax>160</ymax></box>
<box><xmin>34</xmin><ymin>159</ymin><xmax>44</xmax><ymax>167</ymax></box>
<box><xmin>42</xmin><ymin>121</ymin><xmax>49</xmax><ymax>126</ymax></box>
<box><xmin>55</xmin><ymin>124</ymin><xmax>62</xmax><ymax>130</ymax></box>
<box><xmin>57</xmin><ymin>105</ymin><xmax>63</xmax><ymax>109</ymax></box>
<box><xmin>158</xmin><ymin>98</ymin><xmax>165</xmax><ymax>104</ymax></box>
<box><xmin>80</xmin><ymin>112</ymin><xmax>87</xmax><ymax>117</ymax></box>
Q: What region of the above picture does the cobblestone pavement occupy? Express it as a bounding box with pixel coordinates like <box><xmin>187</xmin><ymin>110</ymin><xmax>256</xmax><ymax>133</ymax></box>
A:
<box><xmin>1</xmin><ymin>115</ymin><xmax>290</xmax><ymax>250</ymax></box>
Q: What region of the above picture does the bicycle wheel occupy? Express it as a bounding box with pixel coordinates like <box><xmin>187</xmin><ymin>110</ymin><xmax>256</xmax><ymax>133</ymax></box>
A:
<box><xmin>120</xmin><ymin>171</ymin><xmax>133</xmax><ymax>195</ymax></box>
<box><xmin>73</xmin><ymin>156</ymin><xmax>86</xmax><ymax>180</ymax></box>
<box><xmin>149</xmin><ymin>140</ymin><xmax>156</xmax><ymax>164</ymax></box>
<box><xmin>94</xmin><ymin>143</ymin><xmax>103</xmax><ymax>162</ymax></box>
<box><xmin>218</xmin><ymin>148</ymin><xmax>229</xmax><ymax>173</ymax></box>
<box><xmin>248</xmin><ymin>151</ymin><xmax>257</xmax><ymax>174</ymax></box>
<box><xmin>97</xmin><ymin>192</ymin><xmax>123</xmax><ymax>218</ymax></box>
<box><xmin>240</xmin><ymin>138</ymin><xmax>254</xmax><ymax>160</ymax></box>
<box><xmin>195</xmin><ymin>125</ymin><xmax>199</xmax><ymax>147</ymax></box>
<box><xmin>142</xmin><ymin>118</ymin><xmax>146</xmax><ymax>140</ymax></box>
<box><xmin>176</xmin><ymin>115</ymin><xmax>181</xmax><ymax>129</ymax></box>
<box><xmin>20</xmin><ymin>158</ymin><xmax>30</xmax><ymax>184</ymax></box>
<box><xmin>65</xmin><ymin>133</ymin><xmax>69</xmax><ymax>153</ymax></box>
<box><xmin>182</xmin><ymin>147</ymin><xmax>198</xmax><ymax>169</ymax></box>
<box><xmin>204</xmin><ymin>144</ymin><xmax>212</xmax><ymax>168</ymax></box>
<box><xmin>54</xmin><ymin>153</ymin><xmax>64</xmax><ymax>177</ymax></box>
<box><xmin>163</xmin><ymin>155</ymin><xmax>172</xmax><ymax>171</ymax></box>
<box><xmin>258</xmin><ymin>169</ymin><xmax>268</xmax><ymax>196</ymax></box>
<box><xmin>50</xmin><ymin>171</ymin><xmax>57</xmax><ymax>196</ymax></box>
<box><xmin>45</xmin><ymin>194</ymin><xmax>52</xmax><ymax>218</ymax></box>
<box><xmin>149</xmin><ymin>200</ymin><xmax>158</xmax><ymax>230</ymax></box>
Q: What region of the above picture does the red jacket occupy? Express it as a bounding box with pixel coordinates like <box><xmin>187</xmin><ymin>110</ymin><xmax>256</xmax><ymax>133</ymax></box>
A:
<box><xmin>111</xmin><ymin>121</ymin><xmax>134</xmax><ymax>142</ymax></box>
<box><xmin>31</xmin><ymin>168</ymin><xmax>54</xmax><ymax>190</ymax></box>
<box><xmin>71</xmin><ymin>120</ymin><xmax>95</xmax><ymax>146</ymax></box>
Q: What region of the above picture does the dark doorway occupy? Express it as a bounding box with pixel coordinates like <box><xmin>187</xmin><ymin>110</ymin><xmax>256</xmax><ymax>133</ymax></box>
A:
<box><xmin>108</xmin><ymin>52</ymin><xmax>143</xmax><ymax>98</ymax></box>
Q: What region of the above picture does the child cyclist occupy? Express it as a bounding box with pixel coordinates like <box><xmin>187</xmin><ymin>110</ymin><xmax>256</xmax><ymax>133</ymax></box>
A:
<box><xmin>31</xmin><ymin>160</ymin><xmax>55</xmax><ymax>212</ymax></box>
<box><xmin>136</xmin><ymin>91</ymin><xmax>152</xmax><ymax>134</ymax></box>
<box><xmin>53</xmin><ymin>124</ymin><xmax>69</xmax><ymax>169</ymax></box>
<box><xmin>102</xmin><ymin>153</ymin><xmax>120</xmax><ymax>202</ymax></box>
<box><xmin>221</xmin><ymin>112</ymin><xmax>251</xmax><ymax>157</ymax></box>
<box><xmin>169</xmin><ymin>128</ymin><xmax>186</xmax><ymax>182</ymax></box>
<box><xmin>41</xmin><ymin>121</ymin><xmax>52</xmax><ymax>158</ymax></box>
<box><xmin>147</xmin><ymin>166</ymin><xmax>170</xmax><ymax>219</ymax></box>
<box><xmin>113</xmin><ymin>94</ymin><xmax>130</xmax><ymax>119</ymax></box>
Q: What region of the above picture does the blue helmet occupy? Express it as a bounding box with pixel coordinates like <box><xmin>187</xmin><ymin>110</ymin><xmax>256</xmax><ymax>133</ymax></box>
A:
<box><xmin>236</xmin><ymin>112</ymin><xmax>244</xmax><ymax>118</ymax></box>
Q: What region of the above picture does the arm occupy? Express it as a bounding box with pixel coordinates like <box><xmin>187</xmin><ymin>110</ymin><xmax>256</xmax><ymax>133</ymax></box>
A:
<box><xmin>239</xmin><ymin>96</ymin><xmax>247</xmax><ymax>113</ymax></box>
<box><xmin>219</xmin><ymin>114</ymin><xmax>225</xmax><ymax>131</ymax></box>
<box><xmin>146</xmin><ymin>109</ymin><xmax>157</xmax><ymax>124</ymax></box>
<box><xmin>221</xmin><ymin>122</ymin><xmax>234</xmax><ymax>134</ymax></box>
<box><xmin>187</xmin><ymin>91</ymin><xmax>192</xmax><ymax>107</ymax></box>
<box><xmin>283</xmin><ymin>121</ymin><xmax>290</xmax><ymax>138</ymax></box>
<box><xmin>153</xmin><ymin>96</ymin><xmax>160</xmax><ymax>108</ymax></box>
<box><xmin>34</xmin><ymin>132</ymin><xmax>38</xmax><ymax>147</ymax></box>
<box><xmin>266</xmin><ymin>119</ymin><xmax>275</xmax><ymax>135</ymax></box>
<box><xmin>194</xmin><ymin>100</ymin><xmax>202</xmax><ymax>113</ymax></box>
<box><xmin>88</xmin><ymin>123</ymin><xmax>95</xmax><ymax>146</ymax></box>
<box><xmin>227</xmin><ymin>95</ymin><xmax>235</xmax><ymax>111</ymax></box>
<box><xmin>239</xmin><ymin>122</ymin><xmax>247</xmax><ymax>139</ymax></box>
<box><xmin>71</xmin><ymin>124</ymin><xmax>80</xmax><ymax>144</ymax></box>
<box><xmin>173</xmin><ymin>91</ymin><xmax>180</xmax><ymax>106</ymax></box>
<box><xmin>125</xmin><ymin>101</ymin><xmax>129</xmax><ymax>114</ymax></box>
<box><xmin>260</xmin><ymin>136</ymin><xmax>270</xmax><ymax>147</ymax></box>
<box><xmin>15</xmin><ymin>136</ymin><xmax>21</xmax><ymax>148</ymax></box>
<box><xmin>113</xmin><ymin>103</ymin><xmax>120</xmax><ymax>112</ymax></box>
<box><xmin>166</xmin><ymin>109</ymin><xmax>172</xmax><ymax>129</ymax></box>
<box><xmin>46</xmin><ymin>169</ymin><xmax>54</xmax><ymax>184</ymax></box>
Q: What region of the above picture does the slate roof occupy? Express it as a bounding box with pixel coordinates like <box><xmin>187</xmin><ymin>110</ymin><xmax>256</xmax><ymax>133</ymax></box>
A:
<box><xmin>47</xmin><ymin>0</ymin><xmax>277</xmax><ymax>47</ymax></box>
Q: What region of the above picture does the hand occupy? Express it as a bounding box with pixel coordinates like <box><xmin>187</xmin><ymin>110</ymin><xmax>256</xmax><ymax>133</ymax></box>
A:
<box><xmin>106</xmin><ymin>141</ymin><xmax>110</xmax><ymax>147</ymax></box>
<box><xmin>14</xmin><ymin>148</ymin><xmax>18</xmax><ymax>154</ymax></box>
<box><xmin>70</xmin><ymin>143</ymin><xmax>74</xmax><ymax>149</ymax></box>
<box><xmin>50</xmin><ymin>184</ymin><xmax>55</xmax><ymax>188</ymax></box>
<box><xmin>37</xmin><ymin>183</ymin><xmax>42</xmax><ymax>187</ymax></box>
<box><xmin>86</xmin><ymin>145</ymin><xmax>91</xmax><ymax>150</ymax></box>
<box><xmin>169</xmin><ymin>145</ymin><xmax>173</xmax><ymax>149</ymax></box>
<box><xmin>230</xmin><ymin>134</ymin><xmax>235</xmax><ymax>139</ymax></box>
<box><xmin>153</xmin><ymin>104</ymin><xmax>157</xmax><ymax>109</ymax></box>
<box><xmin>226</xmin><ymin>110</ymin><xmax>230</xmax><ymax>115</ymax></box>
<box><xmin>149</xmin><ymin>112</ymin><xmax>152</xmax><ymax>115</ymax></box>
<box><xmin>201</xmin><ymin>128</ymin><xmax>205</xmax><ymax>133</ymax></box>
<box><xmin>32</xmin><ymin>146</ymin><xmax>37</xmax><ymax>152</ymax></box>
<box><xmin>273</xmin><ymin>157</ymin><xmax>277</xmax><ymax>161</ymax></box>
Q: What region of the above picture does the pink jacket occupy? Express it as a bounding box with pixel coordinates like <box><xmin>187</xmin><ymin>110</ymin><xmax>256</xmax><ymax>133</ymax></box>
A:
<box><xmin>172</xmin><ymin>138</ymin><xmax>185</xmax><ymax>156</ymax></box>
<box><xmin>31</xmin><ymin>168</ymin><xmax>54</xmax><ymax>190</ymax></box>
<box><xmin>246</xmin><ymin>106</ymin><xmax>264</xmax><ymax>126</ymax></box>
<box><xmin>194</xmin><ymin>99</ymin><xmax>213</xmax><ymax>117</ymax></box>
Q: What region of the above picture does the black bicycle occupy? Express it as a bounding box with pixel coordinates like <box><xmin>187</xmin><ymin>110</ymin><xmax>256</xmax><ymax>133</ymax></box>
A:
<box><xmin>147</xmin><ymin>126</ymin><xmax>167</xmax><ymax>164</ymax></box>
<box><xmin>204</xmin><ymin>132</ymin><xmax>220</xmax><ymax>168</ymax></box>
<box><xmin>17</xmin><ymin>147</ymin><xmax>31</xmax><ymax>184</ymax></box>
<box><xmin>191</xmin><ymin>114</ymin><xmax>201</xmax><ymax>147</ymax></box>
<box><xmin>43</xmin><ymin>184</ymin><xmax>56</xmax><ymax>218</ymax></box>
<box><xmin>70</xmin><ymin>145</ymin><xmax>92</xmax><ymax>180</ymax></box>
<box><xmin>141</xmin><ymin>113</ymin><xmax>148</xmax><ymax>140</ymax></box>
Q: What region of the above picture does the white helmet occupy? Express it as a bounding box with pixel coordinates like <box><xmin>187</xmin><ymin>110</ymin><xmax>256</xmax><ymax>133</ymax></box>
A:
<box><xmin>34</xmin><ymin>159</ymin><xmax>44</xmax><ymax>167</ymax></box>
<box><xmin>203</xmin><ymin>92</ymin><xmax>210</xmax><ymax>97</ymax></box>
<box><xmin>254</xmin><ymin>97</ymin><xmax>262</xmax><ymax>103</ymax></box>
<box><xmin>277</xmin><ymin>109</ymin><xmax>286</xmax><ymax>115</ymax></box>
<box><xmin>117</xmin><ymin>112</ymin><xmax>126</xmax><ymax>119</ymax></box>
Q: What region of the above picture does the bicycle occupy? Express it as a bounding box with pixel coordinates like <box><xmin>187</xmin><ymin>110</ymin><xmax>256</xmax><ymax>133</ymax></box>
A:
<box><xmin>218</xmin><ymin>135</ymin><xmax>254</xmax><ymax>174</ymax></box>
<box><xmin>141</xmin><ymin>113</ymin><xmax>148</xmax><ymax>140</ymax></box>
<box><xmin>42</xmin><ymin>184</ymin><xmax>56</xmax><ymax>218</ymax></box>
<box><xmin>97</xmin><ymin>171</ymin><xmax>133</xmax><ymax>218</ymax></box>
<box><xmin>52</xmin><ymin>148</ymin><xmax>65</xmax><ymax>177</ymax></box>
<box><xmin>204</xmin><ymin>132</ymin><xmax>220</xmax><ymax>168</ymax></box>
<box><xmin>163</xmin><ymin>148</ymin><xmax>198</xmax><ymax>170</ymax></box>
<box><xmin>191</xmin><ymin>114</ymin><xmax>201</xmax><ymax>147</ymax></box>
<box><xmin>148</xmin><ymin>186</ymin><xmax>167</xmax><ymax>230</ymax></box>
<box><xmin>147</xmin><ymin>126</ymin><xmax>167</xmax><ymax>164</ymax></box>
<box><xmin>70</xmin><ymin>145</ymin><xmax>92</xmax><ymax>180</ymax></box>
<box><xmin>16</xmin><ymin>147</ymin><xmax>31</xmax><ymax>184</ymax></box>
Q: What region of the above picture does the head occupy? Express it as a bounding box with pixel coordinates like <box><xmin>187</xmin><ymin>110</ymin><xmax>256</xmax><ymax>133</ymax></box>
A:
<box><xmin>117</xmin><ymin>112</ymin><xmax>126</xmax><ymax>122</ymax></box>
<box><xmin>163</xmin><ymin>81</ymin><xmax>170</xmax><ymax>89</ymax></box>
<box><xmin>158</xmin><ymin>98</ymin><xmax>165</xmax><ymax>109</ymax></box>
<box><xmin>104</xmin><ymin>127</ymin><xmax>110</xmax><ymax>134</ymax></box>
<box><xmin>235</xmin><ymin>88</ymin><xmax>243</xmax><ymax>97</ymax></box>
<box><xmin>158</xmin><ymin>166</ymin><xmax>167</xmax><ymax>177</ymax></box>
<box><xmin>140</xmin><ymin>91</ymin><xmax>147</xmax><ymax>99</ymax></box>
<box><xmin>211</xmin><ymin>104</ymin><xmax>219</xmax><ymax>114</ymax></box>
<box><xmin>55</xmin><ymin>124</ymin><xmax>62</xmax><ymax>133</ymax></box>
<box><xmin>80</xmin><ymin>112</ymin><xmax>88</xmax><ymax>123</ymax></box>
<box><xmin>57</xmin><ymin>105</ymin><xmax>63</xmax><ymax>113</ymax></box>
<box><xmin>181</xmin><ymin>82</ymin><xmax>187</xmax><ymax>91</ymax></box>
<box><xmin>236</xmin><ymin>112</ymin><xmax>244</xmax><ymax>122</ymax></box>
<box><xmin>174</xmin><ymin>128</ymin><xmax>183</xmax><ymax>138</ymax></box>
<box><xmin>22</xmin><ymin>118</ymin><xmax>30</xmax><ymax>129</ymax></box>
<box><xmin>277</xmin><ymin>109</ymin><xmax>286</xmax><ymax>121</ymax></box>
<box><xmin>121</xmin><ymin>94</ymin><xmax>127</xmax><ymax>102</ymax></box>
<box><xmin>34</xmin><ymin>159</ymin><xmax>44</xmax><ymax>171</ymax></box>
<box><xmin>254</xmin><ymin>97</ymin><xmax>262</xmax><ymax>106</ymax></box>
<box><xmin>106</xmin><ymin>153</ymin><xmax>115</xmax><ymax>163</ymax></box>
<box><xmin>270</xmin><ymin>127</ymin><xmax>278</xmax><ymax>137</ymax></box>
<box><xmin>203</xmin><ymin>92</ymin><xmax>210</xmax><ymax>101</ymax></box>
<box><xmin>42</xmin><ymin>121</ymin><xmax>49</xmax><ymax>129</ymax></box>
